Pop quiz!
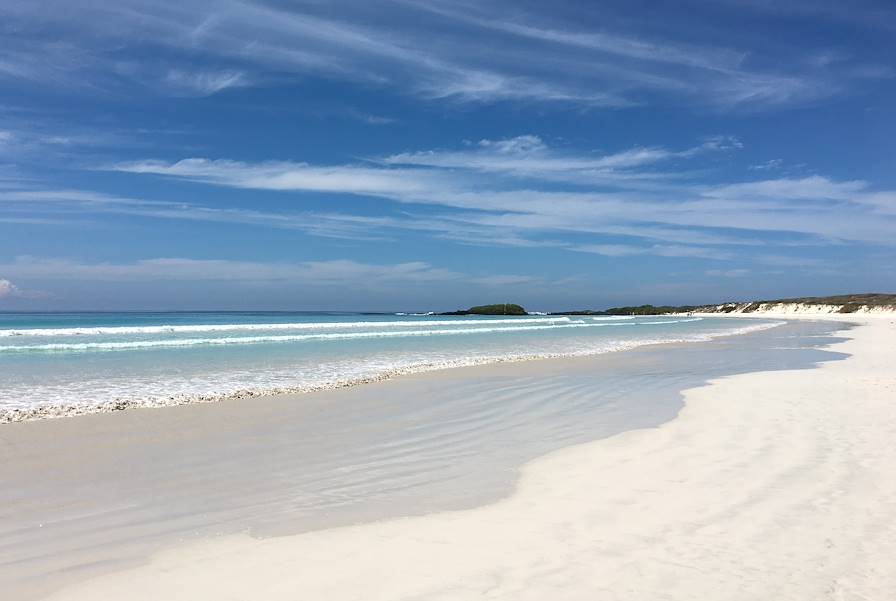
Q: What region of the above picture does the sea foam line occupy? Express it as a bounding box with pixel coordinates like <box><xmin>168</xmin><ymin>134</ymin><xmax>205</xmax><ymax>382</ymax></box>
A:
<box><xmin>0</xmin><ymin>317</ymin><xmax>575</xmax><ymax>337</ymax></box>
<box><xmin>0</xmin><ymin>319</ymin><xmax>707</xmax><ymax>353</ymax></box>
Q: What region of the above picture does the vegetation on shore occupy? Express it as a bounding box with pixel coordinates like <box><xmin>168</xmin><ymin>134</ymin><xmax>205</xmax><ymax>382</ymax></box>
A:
<box><xmin>441</xmin><ymin>303</ymin><xmax>528</xmax><ymax>316</ymax></box>
<box><xmin>702</xmin><ymin>293</ymin><xmax>896</xmax><ymax>314</ymax></box>
<box><xmin>550</xmin><ymin>293</ymin><xmax>896</xmax><ymax>316</ymax></box>
<box><xmin>551</xmin><ymin>305</ymin><xmax>694</xmax><ymax>316</ymax></box>
<box><xmin>433</xmin><ymin>294</ymin><xmax>894</xmax><ymax>317</ymax></box>
<box><xmin>604</xmin><ymin>304</ymin><xmax>696</xmax><ymax>315</ymax></box>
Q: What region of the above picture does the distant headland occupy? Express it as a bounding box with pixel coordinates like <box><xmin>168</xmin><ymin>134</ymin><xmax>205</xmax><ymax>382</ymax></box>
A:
<box><xmin>560</xmin><ymin>293</ymin><xmax>896</xmax><ymax>316</ymax></box>
<box><xmin>438</xmin><ymin>294</ymin><xmax>896</xmax><ymax>317</ymax></box>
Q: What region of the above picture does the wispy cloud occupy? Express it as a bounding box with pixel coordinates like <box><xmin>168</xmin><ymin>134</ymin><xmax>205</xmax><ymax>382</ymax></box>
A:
<box><xmin>0</xmin><ymin>256</ymin><xmax>546</xmax><ymax>297</ymax></box>
<box><xmin>9</xmin><ymin>134</ymin><xmax>895</xmax><ymax>268</ymax></box>
<box><xmin>111</xmin><ymin>134</ymin><xmax>734</xmax><ymax>196</ymax></box>
<box><xmin>702</xmin><ymin>175</ymin><xmax>867</xmax><ymax>202</ymax></box>
<box><xmin>574</xmin><ymin>244</ymin><xmax>732</xmax><ymax>260</ymax></box>
<box><xmin>162</xmin><ymin>68</ymin><xmax>248</xmax><ymax>96</ymax></box>
<box><xmin>706</xmin><ymin>268</ymin><xmax>751</xmax><ymax>278</ymax></box>
<box><xmin>0</xmin><ymin>186</ymin><xmax>399</xmax><ymax>240</ymax></box>
<box><xmin>0</xmin><ymin>0</ymin><xmax>881</xmax><ymax>108</ymax></box>
<box><xmin>346</xmin><ymin>110</ymin><xmax>397</xmax><ymax>125</ymax></box>
<box><xmin>0</xmin><ymin>256</ymin><xmax>459</xmax><ymax>283</ymax></box>
<box><xmin>379</xmin><ymin>134</ymin><xmax>739</xmax><ymax>185</ymax></box>
<box><xmin>112</xmin><ymin>158</ymin><xmax>442</xmax><ymax>195</ymax></box>
<box><xmin>749</xmin><ymin>159</ymin><xmax>784</xmax><ymax>171</ymax></box>
<box><xmin>469</xmin><ymin>274</ymin><xmax>542</xmax><ymax>286</ymax></box>
<box><xmin>102</xmin><ymin>136</ymin><xmax>896</xmax><ymax>252</ymax></box>
<box><xmin>0</xmin><ymin>117</ymin><xmax>183</xmax><ymax>165</ymax></box>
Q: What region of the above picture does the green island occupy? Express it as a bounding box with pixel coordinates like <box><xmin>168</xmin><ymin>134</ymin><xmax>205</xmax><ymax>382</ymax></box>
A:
<box><xmin>440</xmin><ymin>303</ymin><xmax>528</xmax><ymax>316</ymax></box>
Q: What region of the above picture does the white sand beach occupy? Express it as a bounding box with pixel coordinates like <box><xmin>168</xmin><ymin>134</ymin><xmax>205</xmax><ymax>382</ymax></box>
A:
<box><xmin>39</xmin><ymin>314</ymin><xmax>896</xmax><ymax>600</ymax></box>
<box><xmin>5</xmin><ymin>1</ymin><xmax>893</xmax><ymax>598</ymax></box>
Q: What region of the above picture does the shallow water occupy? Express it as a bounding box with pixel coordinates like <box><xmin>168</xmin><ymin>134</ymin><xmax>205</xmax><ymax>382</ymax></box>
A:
<box><xmin>0</xmin><ymin>318</ymin><xmax>848</xmax><ymax>600</ymax></box>
<box><xmin>1</xmin><ymin>312</ymin><xmax>776</xmax><ymax>420</ymax></box>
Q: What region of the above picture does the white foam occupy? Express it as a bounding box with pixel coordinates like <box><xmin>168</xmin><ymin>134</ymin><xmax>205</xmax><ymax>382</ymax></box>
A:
<box><xmin>0</xmin><ymin>321</ymin><xmax>618</xmax><ymax>352</ymax></box>
<box><xmin>637</xmin><ymin>318</ymin><xmax>703</xmax><ymax>325</ymax></box>
<box><xmin>0</xmin><ymin>318</ymin><xmax>708</xmax><ymax>353</ymax></box>
<box><xmin>0</xmin><ymin>317</ymin><xmax>573</xmax><ymax>337</ymax></box>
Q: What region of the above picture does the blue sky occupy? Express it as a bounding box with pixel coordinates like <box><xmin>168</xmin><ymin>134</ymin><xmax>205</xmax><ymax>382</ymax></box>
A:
<box><xmin>1</xmin><ymin>0</ymin><xmax>894</xmax><ymax>311</ymax></box>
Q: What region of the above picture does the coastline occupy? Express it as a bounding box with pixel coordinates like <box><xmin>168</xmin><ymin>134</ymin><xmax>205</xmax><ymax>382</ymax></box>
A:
<box><xmin>38</xmin><ymin>313</ymin><xmax>896</xmax><ymax>600</ymax></box>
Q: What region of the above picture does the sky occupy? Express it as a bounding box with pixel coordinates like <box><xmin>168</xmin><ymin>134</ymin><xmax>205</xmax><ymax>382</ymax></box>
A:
<box><xmin>1</xmin><ymin>0</ymin><xmax>895</xmax><ymax>311</ymax></box>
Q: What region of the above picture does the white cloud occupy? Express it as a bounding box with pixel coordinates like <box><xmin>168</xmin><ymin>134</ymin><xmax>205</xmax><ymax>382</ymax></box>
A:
<box><xmin>703</xmin><ymin>176</ymin><xmax>867</xmax><ymax>201</ymax></box>
<box><xmin>469</xmin><ymin>274</ymin><xmax>541</xmax><ymax>286</ymax></box>
<box><xmin>697</xmin><ymin>135</ymin><xmax>744</xmax><ymax>151</ymax></box>
<box><xmin>0</xmin><ymin>277</ymin><xmax>45</xmax><ymax>300</ymax></box>
<box><xmin>756</xmin><ymin>254</ymin><xmax>826</xmax><ymax>268</ymax></box>
<box><xmin>749</xmin><ymin>159</ymin><xmax>784</xmax><ymax>171</ymax></box>
<box><xmin>112</xmin><ymin>158</ymin><xmax>441</xmax><ymax>195</ymax></box>
<box><xmin>163</xmin><ymin>69</ymin><xmax>248</xmax><ymax>96</ymax></box>
<box><xmin>477</xmin><ymin>135</ymin><xmax>546</xmax><ymax>154</ymax></box>
<box><xmin>573</xmin><ymin>244</ymin><xmax>646</xmax><ymax>257</ymax></box>
<box><xmin>379</xmin><ymin>135</ymin><xmax>727</xmax><ymax>183</ymax></box>
<box><xmin>0</xmin><ymin>278</ymin><xmax>19</xmax><ymax>297</ymax></box>
<box><xmin>0</xmin><ymin>257</ymin><xmax>554</xmax><ymax>297</ymax></box>
<box><xmin>0</xmin><ymin>120</ymin><xmax>157</xmax><ymax>161</ymax></box>
<box><xmin>574</xmin><ymin>244</ymin><xmax>732</xmax><ymax>260</ymax></box>
<box><xmin>346</xmin><ymin>111</ymin><xmax>396</xmax><ymax>125</ymax></box>
<box><xmin>706</xmin><ymin>268</ymin><xmax>751</xmax><ymax>278</ymax></box>
<box><xmin>857</xmin><ymin>192</ymin><xmax>896</xmax><ymax>216</ymax></box>
<box><xmin>0</xmin><ymin>256</ymin><xmax>460</xmax><ymax>284</ymax></box>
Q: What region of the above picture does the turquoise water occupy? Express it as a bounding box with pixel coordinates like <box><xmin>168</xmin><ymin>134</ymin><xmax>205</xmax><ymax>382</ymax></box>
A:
<box><xmin>0</xmin><ymin>311</ymin><xmax>780</xmax><ymax>420</ymax></box>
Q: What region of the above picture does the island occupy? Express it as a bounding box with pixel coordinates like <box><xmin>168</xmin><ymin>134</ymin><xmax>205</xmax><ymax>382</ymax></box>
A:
<box><xmin>440</xmin><ymin>303</ymin><xmax>527</xmax><ymax>316</ymax></box>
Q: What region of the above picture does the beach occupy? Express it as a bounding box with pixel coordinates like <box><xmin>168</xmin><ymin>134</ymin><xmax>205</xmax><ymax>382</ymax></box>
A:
<box><xmin>2</xmin><ymin>314</ymin><xmax>894</xmax><ymax>599</ymax></box>
<box><xmin>5</xmin><ymin>1</ymin><xmax>893</xmax><ymax>598</ymax></box>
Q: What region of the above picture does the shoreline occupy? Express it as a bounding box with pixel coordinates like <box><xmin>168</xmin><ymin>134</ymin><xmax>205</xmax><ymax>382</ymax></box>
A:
<box><xmin>2</xmin><ymin>318</ymin><xmax>779</xmax><ymax>424</ymax></box>
<box><xmin>0</xmin><ymin>318</ymin><xmax>848</xmax><ymax>600</ymax></box>
<box><xmin>42</xmin><ymin>315</ymin><xmax>896</xmax><ymax>600</ymax></box>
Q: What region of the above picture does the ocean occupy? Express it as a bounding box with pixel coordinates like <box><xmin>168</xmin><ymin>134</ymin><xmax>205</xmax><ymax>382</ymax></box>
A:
<box><xmin>0</xmin><ymin>311</ymin><xmax>780</xmax><ymax>421</ymax></box>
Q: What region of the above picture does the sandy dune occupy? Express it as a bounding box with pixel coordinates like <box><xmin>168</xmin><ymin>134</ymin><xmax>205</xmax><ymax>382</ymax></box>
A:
<box><xmin>46</xmin><ymin>315</ymin><xmax>896</xmax><ymax>600</ymax></box>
